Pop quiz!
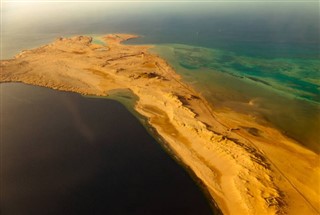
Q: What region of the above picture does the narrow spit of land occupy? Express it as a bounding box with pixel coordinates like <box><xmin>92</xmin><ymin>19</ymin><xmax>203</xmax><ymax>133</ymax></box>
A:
<box><xmin>1</xmin><ymin>34</ymin><xmax>319</xmax><ymax>215</ymax></box>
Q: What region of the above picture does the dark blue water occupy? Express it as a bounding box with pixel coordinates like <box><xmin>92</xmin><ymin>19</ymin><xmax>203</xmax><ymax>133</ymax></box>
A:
<box><xmin>124</xmin><ymin>5</ymin><xmax>319</xmax><ymax>59</ymax></box>
<box><xmin>0</xmin><ymin>83</ymin><xmax>218</xmax><ymax>215</ymax></box>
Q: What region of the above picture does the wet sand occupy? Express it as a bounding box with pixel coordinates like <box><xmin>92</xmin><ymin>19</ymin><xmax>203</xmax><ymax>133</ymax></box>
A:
<box><xmin>1</xmin><ymin>34</ymin><xmax>319</xmax><ymax>215</ymax></box>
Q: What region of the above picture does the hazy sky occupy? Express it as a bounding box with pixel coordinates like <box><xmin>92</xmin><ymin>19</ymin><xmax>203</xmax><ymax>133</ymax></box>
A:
<box><xmin>2</xmin><ymin>0</ymin><xmax>318</xmax><ymax>29</ymax></box>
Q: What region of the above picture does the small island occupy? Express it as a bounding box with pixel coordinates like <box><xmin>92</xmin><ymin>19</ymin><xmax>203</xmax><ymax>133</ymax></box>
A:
<box><xmin>1</xmin><ymin>34</ymin><xmax>319</xmax><ymax>215</ymax></box>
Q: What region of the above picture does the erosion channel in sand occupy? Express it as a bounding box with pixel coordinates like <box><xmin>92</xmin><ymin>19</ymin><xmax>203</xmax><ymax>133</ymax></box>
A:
<box><xmin>1</xmin><ymin>34</ymin><xmax>319</xmax><ymax>215</ymax></box>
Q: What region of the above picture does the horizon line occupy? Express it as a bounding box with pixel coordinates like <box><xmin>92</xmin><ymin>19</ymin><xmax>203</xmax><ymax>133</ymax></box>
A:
<box><xmin>2</xmin><ymin>0</ymin><xmax>319</xmax><ymax>3</ymax></box>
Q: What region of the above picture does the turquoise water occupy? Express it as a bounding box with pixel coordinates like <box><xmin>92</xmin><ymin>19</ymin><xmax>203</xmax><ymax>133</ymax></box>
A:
<box><xmin>155</xmin><ymin>44</ymin><xmax>319</xmax><ymax>103</ymax></box>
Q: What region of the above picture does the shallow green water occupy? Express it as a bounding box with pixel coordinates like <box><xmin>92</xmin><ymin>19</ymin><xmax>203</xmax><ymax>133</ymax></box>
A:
<box><xmin>152</xmin><ymin>44</ymin><xmax>320</xmax><ymax>152</ymax></box>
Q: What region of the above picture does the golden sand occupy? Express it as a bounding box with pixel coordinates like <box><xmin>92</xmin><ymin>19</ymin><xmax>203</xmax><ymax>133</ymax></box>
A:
<box><xmin>1</xmin><ymin>34</ymin><xmax>319</xmax><ymax>215</ymax></box>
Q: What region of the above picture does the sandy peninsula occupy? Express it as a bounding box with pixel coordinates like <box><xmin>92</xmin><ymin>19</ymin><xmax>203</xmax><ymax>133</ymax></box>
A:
<box><xmin>1</xmin><ymin>34</ymin><xmax>319</xmax><ymax>215</ymax></box>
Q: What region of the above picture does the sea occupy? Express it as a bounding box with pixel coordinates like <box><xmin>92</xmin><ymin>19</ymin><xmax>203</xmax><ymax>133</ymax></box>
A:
<box><xmin>0</xmin><ymin>83</ymin><xmax>216</xmax><ymax>214</ymax></box>
<box><xmin>1</xmin><ymin>1</ymin><xmax>319</xmax><ymax>214</ymax></box>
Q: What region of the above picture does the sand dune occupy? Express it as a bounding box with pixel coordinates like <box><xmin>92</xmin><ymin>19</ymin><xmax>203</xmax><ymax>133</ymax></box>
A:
<box><xmin>1</xmin><ymin>34</ymin><xmax>319</xmax><ymax>215</ymax></box>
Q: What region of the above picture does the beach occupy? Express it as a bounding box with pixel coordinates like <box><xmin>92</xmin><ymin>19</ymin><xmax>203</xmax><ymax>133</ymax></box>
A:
<box><xmin>1</xmin><ymin>34</ymin><xmax>319</xmax><ymax>215</ymax></box>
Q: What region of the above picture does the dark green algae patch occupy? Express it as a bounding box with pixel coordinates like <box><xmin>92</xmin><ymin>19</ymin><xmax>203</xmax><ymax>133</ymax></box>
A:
<box><xmin>168</xmin><ymin>44</ymin><xmax>320</xmax><ymax>103</ymax></box>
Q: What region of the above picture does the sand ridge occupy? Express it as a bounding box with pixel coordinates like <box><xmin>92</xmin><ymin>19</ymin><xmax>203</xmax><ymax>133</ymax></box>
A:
<box><xmin>1</xmin><ymin>34</ymin><xmax>319</xmax><ymax>215</ymax></box>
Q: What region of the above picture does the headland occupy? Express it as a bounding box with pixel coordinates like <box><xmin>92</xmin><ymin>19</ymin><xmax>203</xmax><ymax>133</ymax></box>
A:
<box><xmin>1</xmin><ymin>34</ymin><xmax>319</xmax><ymax>215</ymax></box>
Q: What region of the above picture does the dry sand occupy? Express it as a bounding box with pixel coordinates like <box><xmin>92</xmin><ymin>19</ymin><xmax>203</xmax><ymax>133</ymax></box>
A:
<box><xmin>1</xmin><ymin>34</ymin><xmax>319</xmax><ymax>215</ymax></box>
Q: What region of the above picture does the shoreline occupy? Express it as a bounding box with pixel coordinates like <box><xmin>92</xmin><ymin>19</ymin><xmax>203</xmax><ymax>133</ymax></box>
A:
<box><xmin>85</xmin><ymin>87</ymin><xmax>222</xmax><ymax>213</ymax></box>
<box><xmin>151</xmin><ymin>44</ymin><xmax>320</xmax><ymax>153</ymax></box>
<box><xmin>1</xmin><ymin>34</ymin><xmax>319</xmax><ymax>215</ymax></box>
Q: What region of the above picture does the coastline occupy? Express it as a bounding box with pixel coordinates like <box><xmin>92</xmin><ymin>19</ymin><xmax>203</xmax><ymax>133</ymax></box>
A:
<box><xmin>1</xmin><ymin>34</ymin><xmax>319</xmax><ymax>214</ymax></box>
<box><xmin>151</xmin><ymin>44</ymin><xmax>320</xmax><ymax>153</ymax></box>
<box><xmin>86</xmin><ymin>88</ymin><xmax>222</xmax><ymax>213</ymax></box>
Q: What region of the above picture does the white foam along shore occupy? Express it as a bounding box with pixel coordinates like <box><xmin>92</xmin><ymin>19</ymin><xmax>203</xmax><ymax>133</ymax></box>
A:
<box><xmin>1</xmin><ymin>34</ymin><xmax>319</xmax><ymax>215</ymax></box>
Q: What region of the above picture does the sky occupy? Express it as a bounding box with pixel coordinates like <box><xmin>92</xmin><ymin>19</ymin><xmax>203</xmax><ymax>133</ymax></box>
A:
<box><xmin>2</xmin><ymin>0</ymin><xmax>318</xmax><ymax>26</ymax></box>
